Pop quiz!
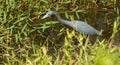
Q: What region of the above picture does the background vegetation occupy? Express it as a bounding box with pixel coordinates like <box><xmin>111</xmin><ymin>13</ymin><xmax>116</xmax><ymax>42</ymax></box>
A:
<box><xmin>0</xmin><ymin>0</ymin><xmax>120</xmax><ymax>65</ymax></box>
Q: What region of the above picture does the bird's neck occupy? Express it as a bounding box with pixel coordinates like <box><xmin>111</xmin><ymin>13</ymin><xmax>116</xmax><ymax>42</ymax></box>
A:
<box><xmin>53</xmin><ymin>11</ymin><xmax>74</xmax><ymax>28</ymax></box>
<box><xmin>53</xmin><ymin>12</ymin><xmax>65</xmax><ymax>23</ymax></box>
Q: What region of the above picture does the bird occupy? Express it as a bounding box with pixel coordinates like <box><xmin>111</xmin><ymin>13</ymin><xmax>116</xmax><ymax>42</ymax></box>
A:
<box><xmin>41</xmin><ymin>10</ymin><xmax>100</xmax><ymax>35</ymax></box>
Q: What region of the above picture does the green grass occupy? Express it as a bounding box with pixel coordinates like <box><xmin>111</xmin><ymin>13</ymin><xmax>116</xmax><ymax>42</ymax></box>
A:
<box><xmin>0</xmin><ymin>0</ymin><xmax>120</xmax><ymax>65</ymax></box>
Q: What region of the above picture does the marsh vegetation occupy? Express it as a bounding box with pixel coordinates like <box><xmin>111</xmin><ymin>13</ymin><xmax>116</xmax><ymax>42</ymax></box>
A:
<box><xmin>0</xmin><ymin>0</ymin><xmax>120</xmax><ymax>65</ymax></box>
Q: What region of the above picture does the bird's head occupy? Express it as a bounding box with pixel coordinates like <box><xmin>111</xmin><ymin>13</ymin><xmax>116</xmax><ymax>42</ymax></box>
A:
<box><xmin>41</xmin><ymin>11</ymin><xmax>54</xmax><ymax>19</ymax></box>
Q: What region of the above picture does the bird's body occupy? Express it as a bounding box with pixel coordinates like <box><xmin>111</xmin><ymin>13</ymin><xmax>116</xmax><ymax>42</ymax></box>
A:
<box><xmin>41</xmin><ymin>11</ymin><xmax>100</xmax><ymax>35</ymax></box>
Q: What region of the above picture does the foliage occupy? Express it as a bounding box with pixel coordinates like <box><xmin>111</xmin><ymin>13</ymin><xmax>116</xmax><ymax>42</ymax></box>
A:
<box><xmin>0</xmin><ymin>0</ymin><xmax>120</xmax><ymax>65</ymax></box>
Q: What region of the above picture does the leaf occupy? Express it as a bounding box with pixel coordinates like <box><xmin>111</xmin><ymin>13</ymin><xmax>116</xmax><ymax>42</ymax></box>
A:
<box><xmin>76</xmin><ymin>12</ymin><xmax>80</xmax><ymax>19</ymax></box>
<box><xmin>7</xmin><ymin>25</ymin><xmax>15</xmax><ymax>29</ymax></box>
<box><xmin>76</xmin><ymin>10</ymin><xmax>85</xmax><ymax>13</ymax></box>
<box><xmin>65</xmin><ymin>12</ymin><xmax>69</xmax><ymax>19</ymax></box>
<box><xmin>13</xmin><ymin>17</ymin><xmax>27</xmax><ymax>25</ymax></box>
<box><xmin>40</xmin><ymin>0</ymin><xmax>48</xmax><ymax>3</ymax></box>
<box><xmin>21</xmin><ymin>24</ymin><xmax>27</xmax><ymax>32</ymax></box>
<box><xmin>43</xmin><ymin>21</ymin><xmax>58</xmax><ymax>25</ymax></box>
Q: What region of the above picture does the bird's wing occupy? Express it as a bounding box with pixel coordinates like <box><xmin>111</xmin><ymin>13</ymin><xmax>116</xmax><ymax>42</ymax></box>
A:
<box><xmin>73</xmin><ymin>21</ymin><xmax>99</xmax><ymax>35</ymax></box>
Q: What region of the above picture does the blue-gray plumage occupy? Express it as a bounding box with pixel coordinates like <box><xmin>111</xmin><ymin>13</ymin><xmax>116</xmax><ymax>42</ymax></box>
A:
<box><xmin>41</xmin><ymin>11</ymin><xmax>100</xmax><ymax>35</ymax></box>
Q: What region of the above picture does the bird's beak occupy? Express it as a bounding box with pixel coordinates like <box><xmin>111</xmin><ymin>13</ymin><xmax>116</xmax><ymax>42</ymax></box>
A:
<box><xmin>41</xmin><ymin>15</ymin><xmax>48</xmax><ymax>19</ymax></box>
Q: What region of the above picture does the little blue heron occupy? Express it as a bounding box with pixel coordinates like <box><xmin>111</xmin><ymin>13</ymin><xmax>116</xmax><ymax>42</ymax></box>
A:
<box><xmin>41</xmin><ymin>11</ymin><xmax>100</xmax><ymax>35</ymax></box>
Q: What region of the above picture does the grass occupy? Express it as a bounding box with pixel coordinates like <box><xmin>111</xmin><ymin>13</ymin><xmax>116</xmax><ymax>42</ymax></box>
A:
<box><xmin>0</xmin><ymin>0</ymin><xmax>120</xmax><ymax>65</ymax></box>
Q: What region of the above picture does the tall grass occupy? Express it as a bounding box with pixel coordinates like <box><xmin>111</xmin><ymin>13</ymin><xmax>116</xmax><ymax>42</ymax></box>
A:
<box><xmin>0</xmin><ymin>0</ymin><xmax>120</xmax><ymax>65</ymax></box>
